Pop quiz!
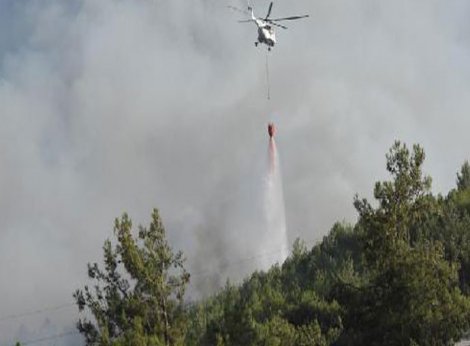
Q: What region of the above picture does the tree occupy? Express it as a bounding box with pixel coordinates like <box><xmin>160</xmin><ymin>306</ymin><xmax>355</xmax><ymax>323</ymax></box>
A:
<box><xmin>337</xmin><ymin>141</ymin><xmax>470</xmax><ymax>345</ymax></box>
<box><xmin>457</xmin><ymin>161</ymin><xmax>470</xmax><ymax>192</ymax></box>
<box><xmin>353</xmin><ymin>141</ymin><xmax>433</xmax><ymax>264</ymax></box>
<box><xmin>74</xmin><ymin>209</ymin><xmax>190</xmax><ymax>346</ymax></box>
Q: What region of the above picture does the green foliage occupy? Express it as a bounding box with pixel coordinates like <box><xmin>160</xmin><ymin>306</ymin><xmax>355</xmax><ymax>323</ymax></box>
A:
<box><xmin>185</xmin><ymin>142</ymin><xmax>470</xmax><ymax>345</ymax></box>
<box><xmin>74</xmin><ymin>143</ymin><xmax>470</xmax><ymax>345</ymax></box>
<box><xmin>457</xmin><ymin>161</ymin><xmax>470</xmax><ymax>192</ymax></box>
<box><xmin>354</xmin><ymin>142</ymin><xmax>433</xmax><ymax>264</ymax></box>
<box><xmin>185</xmin><ymin>262</ymin><xmax>342</xmax><ymax>345</ymax></box>
<box><xmin>429</xmin><ymin>193</ymin><xmax>470</xmax><ymax>295</ymax></box>
<box><xmin>336</xmin><ymin>243</ymin><xmax>470</xmax><ymax>345</ymax></box>
<box><xmin>337</xmin><ymin>141</ymin><xmax>470</xmax><ymax>345</ymax></box>
<box><xmin>74</xmin><ymin>209</ymin><xmax>189</xmax><ymax>346</ymax></box>
<box><xmin>254</xmin><ymin>316</ymin><xmax>297</xmax><ymax>345</ymax></box>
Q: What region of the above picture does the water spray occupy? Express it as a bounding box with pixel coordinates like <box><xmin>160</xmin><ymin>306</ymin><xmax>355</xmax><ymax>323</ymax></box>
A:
<box><xmin>260</xmin><ymin>122</ymin><xmax>289</xmax><ymax>268</ymax></box>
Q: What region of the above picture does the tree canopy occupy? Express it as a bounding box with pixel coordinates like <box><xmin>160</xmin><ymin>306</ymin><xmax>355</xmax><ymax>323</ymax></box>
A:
<box><xmin>74</xmin><ymin>142</ymin><xmax>470</xmax><ymax>346</ymax></box>
<box><xmin>74</xmin><ymin>209</ymin><xmax>189</xmax><ymax>346</ymax></box>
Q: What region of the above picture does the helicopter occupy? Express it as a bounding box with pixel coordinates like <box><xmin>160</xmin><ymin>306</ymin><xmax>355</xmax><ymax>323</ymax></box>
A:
<box><xmin>229</xmin><ymin>1</ymin><xmax>309</xmax><ymax>50</ymax></box>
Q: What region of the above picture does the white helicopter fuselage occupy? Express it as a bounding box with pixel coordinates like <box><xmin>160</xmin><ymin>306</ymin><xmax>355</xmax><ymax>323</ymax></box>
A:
<box><xmin>255</xmin><ymin>19</ymin><xmax>276</xmax><ymax>47</ymax></box>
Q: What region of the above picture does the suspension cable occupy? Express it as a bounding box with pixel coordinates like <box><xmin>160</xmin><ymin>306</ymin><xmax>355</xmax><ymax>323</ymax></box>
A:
<box><xmin>265</xmin><ymin>50</ymin><xmax>271</xmax><ymax>100</ymax></box>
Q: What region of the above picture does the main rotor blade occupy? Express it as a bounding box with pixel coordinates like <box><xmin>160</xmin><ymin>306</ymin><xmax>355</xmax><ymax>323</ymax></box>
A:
<box><xmin>270</xmin><ymin>22</ymin><xmax>288</xmax><ymax>29</ymax></box>
<box><xmin>265</xmin><ymin>2</ymin><xmax>273</xmax><ymax>20</ymax></box>
<box><xmin>269</xmin><ymin>15</ymin><xmax>309</xmax><ymax>22</ymax></box>
<box><xmin>228</xmin><ymin>5</ymin><xmax>250</xmax><ymax>16</ymax></box>
<box><xmin>238</xmin><ymin>19</ymin><xmax>255</xmax><ymax>23</ymax></box>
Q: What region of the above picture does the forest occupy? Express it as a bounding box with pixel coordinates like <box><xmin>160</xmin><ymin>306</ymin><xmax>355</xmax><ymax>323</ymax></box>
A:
<box><xmin>70</xmin><ymin>141</ymin><xmax>470</xmax><ymax>345</ymax></box>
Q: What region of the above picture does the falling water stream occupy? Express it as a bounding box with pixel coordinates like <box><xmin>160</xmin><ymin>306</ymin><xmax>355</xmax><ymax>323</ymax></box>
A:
<box><xmin>259</xmin><ymin>136</ymin><xmax>288</xmax><ymax>269</ymax></box>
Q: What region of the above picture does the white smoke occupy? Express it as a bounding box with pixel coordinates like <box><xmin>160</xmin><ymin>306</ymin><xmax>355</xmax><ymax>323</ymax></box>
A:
<box><xmin>2</xmin><ymin>0</ymin><xmax>470</xmax><ymax>344</ymax></box>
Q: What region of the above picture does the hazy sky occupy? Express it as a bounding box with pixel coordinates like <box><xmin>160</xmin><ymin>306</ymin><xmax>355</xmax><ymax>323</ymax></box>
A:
<box><xmin>1</xmin><ymin>0</ymin><xmax>470</xmax><ymax>344</ymax></box>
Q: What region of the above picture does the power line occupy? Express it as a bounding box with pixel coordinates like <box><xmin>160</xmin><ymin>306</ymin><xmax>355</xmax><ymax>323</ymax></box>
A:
<box><xmin>19</xmin><ymin>330</ymin><xmax>79</xmax><ymax>345</ymax></box>
<box><xmin>7</xmin><ymin>237</ymin><xmax>324</xmax><ymax>345</ymax></box>
<box><xmin>0</xmin><ymin>304</ymin><xmax>75</xmax><ymax>323</ymax></box>
<box><xmin>0</xmin><ymin>236</ymin><xmax>322</xmax><ymax>324</ymax></box>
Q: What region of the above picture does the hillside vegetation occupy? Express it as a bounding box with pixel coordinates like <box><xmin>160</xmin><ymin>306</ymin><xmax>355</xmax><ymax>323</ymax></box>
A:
<box><xmin>73</xmin><ymin>142</ymin><xmax>470</xmax><ymax>346</ymax></box>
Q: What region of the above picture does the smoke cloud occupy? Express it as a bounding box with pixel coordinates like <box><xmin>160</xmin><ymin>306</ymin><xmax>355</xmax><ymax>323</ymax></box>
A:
<box><xmin>1</xmin><ymin>0</ymin><xmax>470</xmax><ymax>343</ymax></box>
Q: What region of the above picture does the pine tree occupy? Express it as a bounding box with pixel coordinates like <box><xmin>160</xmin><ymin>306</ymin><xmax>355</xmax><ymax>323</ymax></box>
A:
<box><xmin>457</xmin><ymin>161</ymin><xmax>470</xmax><ymax>191</ymax></box>
<box><xmin>338</xmin><ymin>141</ymin><xmax>470</xmax><ymax>345</ymax></box>
<box><xmin>74</xmin><ymin>209</ymin><xmax>190</xmax><ymax>346</ymax></box>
